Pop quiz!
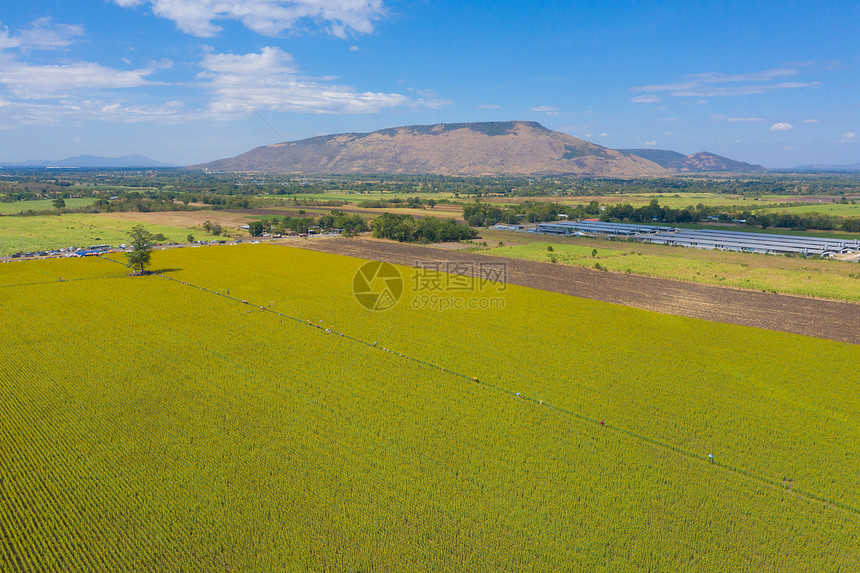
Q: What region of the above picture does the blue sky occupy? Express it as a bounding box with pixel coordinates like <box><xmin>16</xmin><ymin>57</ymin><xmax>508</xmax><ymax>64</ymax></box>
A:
<box><xmin>0</xmin><ymin>0</ymin><xmax>857</xmax><ymax>167</ymax></box>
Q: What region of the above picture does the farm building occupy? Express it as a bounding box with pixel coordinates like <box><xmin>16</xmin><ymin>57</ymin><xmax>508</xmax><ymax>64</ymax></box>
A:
<box><xmin>527</xmin><ymin>220</ymin><xmax>860</xmax><ymax>257</ymax></box>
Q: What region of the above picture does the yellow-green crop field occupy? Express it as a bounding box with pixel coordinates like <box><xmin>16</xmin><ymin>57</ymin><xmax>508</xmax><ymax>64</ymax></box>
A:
<box><xmin>1</xmin><ymin>244</ymin><xmax>858</xmax><ymax>571</ymax></box>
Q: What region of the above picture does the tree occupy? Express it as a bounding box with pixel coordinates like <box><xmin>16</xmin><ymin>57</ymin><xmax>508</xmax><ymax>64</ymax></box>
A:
<box><xmin>52</xmin><ymin>197</ymin><xmax>65</xmax><ymax>210</ymax></box>
<box><xmin>842</xmin><ymin>218</ymin><xmax>860</xmax><ymax>233</ymax></box>
<box><xmin>248</xmin><ymin>221</ymin><xmax>264</xmax><ymax>236</ymax></box>
<box><xmin>126</xmin><ymin>225</ymin><xmax>155</xmax><ymax>275</ymax></box>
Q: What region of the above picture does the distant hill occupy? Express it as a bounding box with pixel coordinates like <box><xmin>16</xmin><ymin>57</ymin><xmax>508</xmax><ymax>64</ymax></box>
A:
<box><xmin>192</xmin><ymin>121</ymin><xmax>666</xmax><ymax>177</ymax></box>
<box><xmin>671</xmin><ymin>152</ymin><xmax>767</xmax><ymax>173</ymax></box>
<box><xmin>615</xmin><ymin>149</ymin><xmax>686</xmax><ymax>168</ymax></box>
<box><xmin>1</xmin><ymin>155</ymin><xmax>174</xmax><ymax>168</ymax></box>
<box><xmin>792</xmin><ymin>162</ymin><xmax>860</xmax><ymax>172</ymax></box>
<box><xmin>619</xmin><ymin>149</ymin><xmax>766</xmax><ymax>173</ymax></box>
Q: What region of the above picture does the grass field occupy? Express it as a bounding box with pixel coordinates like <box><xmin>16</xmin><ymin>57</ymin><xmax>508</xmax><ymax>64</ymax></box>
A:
<box><xmin>249</xmin><ymin>203</ymin><xmax>465</xmax><ymax>222</ymax></box>
<box><xmin>260</xmin><ymin>190</ymin><xmax>460</xmax><ymax>203</ymax></box>
<box><xmin>0</xmin><ymin>213</ymin><xmax>221</xmax><ymax>255</ymax></box>
<box><xmin>472</xmin><ymin>229</ymin><xmax>860</xmax><ymax>301</ymax></box>
<box><xmin>483</xmin><ymin>192</ymin><xmax>755</xmax><ymax>208</ymax></box>
<box><xmin>1</xmin><ymin>244</ymin><xmax>858</xmax><ymax>571</ymax></box>
<box><xmin>0</xmin><ymin>198</ymin><xmax>97</xmax><ymax>214</ymax></box>
<box><xmin>759</xmin><ymin>202</ymin><xmax>860</xmax><ymax>218</ymax></box>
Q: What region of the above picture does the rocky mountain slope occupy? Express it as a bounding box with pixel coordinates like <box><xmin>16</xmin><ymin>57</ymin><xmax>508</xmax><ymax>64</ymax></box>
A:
<box><xmin>193</xmin><ymin>121</ymin><xmax>666</xmax><ymax>177</ymax></box>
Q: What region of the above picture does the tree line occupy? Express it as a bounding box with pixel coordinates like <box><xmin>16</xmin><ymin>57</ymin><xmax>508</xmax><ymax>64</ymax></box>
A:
<box><xmin>370</xmin><ymin>213</ymin><xmax>477</xmax><ymax>243</ymax></box>
<box><xmin>600</xmin><ymin>200</ymin><xmax>858</xmax><ymax>231</ymax></box>
<box><xmin>248</xmin><ymin>211</ymin><xmax>369</xmax><ymax>236</ymax></box>
<box><xmin>5</xmin><ymin>169</ymin><xmax>860</xmax><ymax>205</ymax></box>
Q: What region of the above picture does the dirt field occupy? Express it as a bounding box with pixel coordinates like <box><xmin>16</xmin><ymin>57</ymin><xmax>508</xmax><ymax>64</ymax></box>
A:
<box><xmin>285</xmin><ymin>237</ymin><xmax>860</xmax><ymax>345</ymax></box>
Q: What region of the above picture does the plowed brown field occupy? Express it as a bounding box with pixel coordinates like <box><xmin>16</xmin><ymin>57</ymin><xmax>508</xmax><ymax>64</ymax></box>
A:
<box><xmin>285</xmin><ymin>237</ymin><xmax>860</xmax><ymax>344</ymax></box>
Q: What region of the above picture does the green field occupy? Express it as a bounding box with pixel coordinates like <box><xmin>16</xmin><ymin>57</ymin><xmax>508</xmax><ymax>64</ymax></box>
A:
<box><xmin>0</xmin><ymin>198</ymin><xmax>97</xmax><ymax>214</ymax></box>
<box><xmin>759</xmin><ymin>201</ymin><xmax>860</xmax><ymax>218</ymax></box>
<box><xmin>1</xmin><ymin>245</ymin><xmax>858</xmax><ymax>571</ymax></box>
<box><xmin>473</xmin><ymin>229</ymin><xmax>860</xmax><ymax>301</ymax></box>
<box><xmin>482</xmin><ymin>192</ymin><xmax>757</xmax><ymax>209</ymax></box>
<box><xmin>260</xmin><ymin>190</ymin><xmax>460</xmax><ymax>203</ymax></box>
<box><xmin>0</xmin><ymin>213</ymin><xmax>219</xmax><ymax>255</ymax></box>
<box><xmin>563</xmin><ymin>193</ymin><xmax>751</xmax><ymax>208</ymax></box>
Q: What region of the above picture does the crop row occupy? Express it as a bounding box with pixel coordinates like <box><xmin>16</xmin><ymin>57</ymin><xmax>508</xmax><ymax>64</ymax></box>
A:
<box><xmin>142</xmin><ymin>244</ymin><xmax>860</xmax><ymax>506</ymax></box>
<box><xmin>0</xmin><ymin>251</ymin><xmax>857</xmax><ymax>571</ymax></box>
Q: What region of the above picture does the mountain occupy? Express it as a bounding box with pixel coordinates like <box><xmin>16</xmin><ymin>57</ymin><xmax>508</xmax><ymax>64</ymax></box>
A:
<box><xmin>1</xmin><ymin>155</ymin><xmax>174</xmax><ymax>168</ymax></box>
<box><xmin>192</xmin><ymin>121</ymin><xmax>666</xmax><ymax>177</ymax></box>
<box><xmin>619</xmin><ymin>149</ymin><xmax>766</xmax><ymax>172</ymax></box>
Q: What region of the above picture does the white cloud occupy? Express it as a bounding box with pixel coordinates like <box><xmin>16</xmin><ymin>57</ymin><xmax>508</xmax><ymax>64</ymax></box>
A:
<box><xmin>0</xmin><ymin>17</ymin><xmax>84</xmax><ymax>52</ymax></box>
<box><xmin>0</xmin><ymin>43</ymin><xmax>431</xmax><ymax>127</ymax></box>
<box><xmin>770</xmin><ymin>122</ymin><xmax>793</xmax><ymax>131</ymax></box>
<box><xmin>632</xmin><ymin>66</ymin><xmax>819</xmax><ymax>98</ymax></box>
<box><xmin>689</xmin><ymin>68</ymin><xmax>798</xmax><ymax>83</ymax></box>
<box><xmin>529</xmin><ymin>105</ymin><xmax>560</xmax><ymax>116</ymax></box>
<box><xmin>634</xmin><ymin>80</ymin><xmax>698</xmax><ymax>92</ymax></box>
<box><xmin>837</xmin><ymin>131</ymin><xmax>856</xmax><ymax>143</ymax></box>
<box><xmin>630</xmin><ymin>95</ymin><xmax>659</xmax><ymax>103</ymax></box>
<box><xmin>600</xmin><ymin>132</ymin><xmax>608</xmax><ymax>137</ymax></box>
<box><xmin>671</xmin><ymin>83</ymin><xmax>818</xmax><ymax>97</ymax></box>
<box><xmin>98</xmin><ymin>100</ymin><xmax>186</xmax><ymax>121</ymax></box>
<box><xmin>644</xmin><ymin>140</ymin><xmax>657</xmax><ymax>146</ymax></box>
<box><xmin>114</xmin><ymin>0</ymin><xmax>386</xmax><ymax>38</ymax></box>
<box><xmin>348</xmin><ymin>45</ymin><xmax>361</xmax><ymax>51</ymax></box>
<box><xmin>0</xmin><ymin>56</ymin><xmax>158</xmax><ymax>98</ymax></box>
<box><xmin>802</xmin><ymin>118</ymin><xmax>820</xmax><ymax>124</ymax></box>
<box><xmin>0</xmin><ymin>98</ymin><xmax>188</xmax><ymax>125</ymax></box>
<box><xmin>709</xmin><ymin>115</ymin><xmax>764</xmax><ymax>124</ymax></box>
<box><xmin>198</xmin><ymin>46</ymin><xmax>418</xmax><ymax>115</ymax></box>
